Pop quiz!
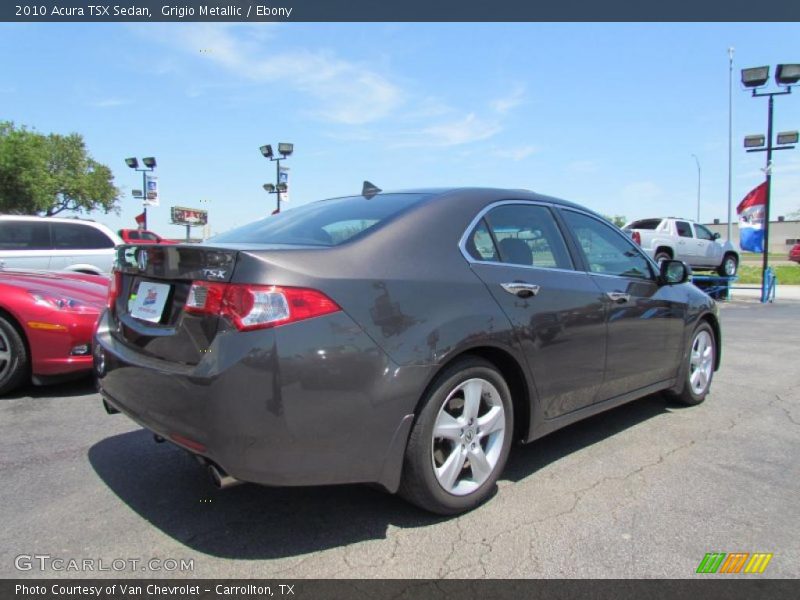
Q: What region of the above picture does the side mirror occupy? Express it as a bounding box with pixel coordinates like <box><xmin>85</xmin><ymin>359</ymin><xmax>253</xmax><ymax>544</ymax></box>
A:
<box><xmin>712</xmin><ymin>232</ymin><xmax>721</xmax><ymax>240</ymax></box>
<box><xmin>659</xmin><ymin>259</ymin><xmax>691</xmax><ymax>285</ymax></box>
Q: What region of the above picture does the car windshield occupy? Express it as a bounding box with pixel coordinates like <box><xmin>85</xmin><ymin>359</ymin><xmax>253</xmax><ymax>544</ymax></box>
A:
<box><xmin>210</xmin><ymin>193</ymin><xmax>432</xmax><ymax>246</ymax></box>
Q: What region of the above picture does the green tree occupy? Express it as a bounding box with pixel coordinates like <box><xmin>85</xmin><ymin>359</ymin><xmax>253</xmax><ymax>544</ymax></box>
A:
<box><xmin>603</xmin><ymin>214</ymin><xmax>628</xmax><ymax>228</ymax></box>
<box><xmin>0</xmin><ymin>121</ymin><xmax>120</xmax><ymax>216</ymax></box>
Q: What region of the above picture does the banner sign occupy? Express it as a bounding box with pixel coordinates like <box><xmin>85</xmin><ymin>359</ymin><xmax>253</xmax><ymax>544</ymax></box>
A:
<box><xmin>145</xmin><ymin>174</ymin><xmax>159</xmax><ymax>206</ymax></box>
<box><xmin>171</xmin><ymin>206</ymin><xmax>208</xmax><ymax>226</ymax></box>
<box><xmin>736</xmin><ymin>182</ymin><xmax>767</xmax><ymax>253</ymax></box>
<box><xmin>279</xmin><ymin>166</ymin><xmax>290</xmax><ymax>202</ymax></box>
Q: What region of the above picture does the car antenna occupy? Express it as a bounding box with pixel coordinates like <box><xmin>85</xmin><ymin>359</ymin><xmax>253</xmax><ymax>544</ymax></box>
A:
<box><xmin>362</xmin><ymin>181</ymin><xmax>382</xmax><ymax>199</ymax></box>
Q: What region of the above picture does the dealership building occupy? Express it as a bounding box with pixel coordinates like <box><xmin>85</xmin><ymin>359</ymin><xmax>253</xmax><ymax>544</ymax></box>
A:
<box><xmin>704</xmin><ymin>218</ymin><xmax>800</xmax><ymax>255</ymax></box>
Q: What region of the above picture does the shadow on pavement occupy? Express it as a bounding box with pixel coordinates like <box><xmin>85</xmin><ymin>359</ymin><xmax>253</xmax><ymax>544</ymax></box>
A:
<box><xmin>88</xmin><ymin>392</ymin><xmax>669</xmax><ymax>559</ymax></box>
<box><xmin>2</xmin><ymin>376</ymin><xmax>96</xmax><ymax>401</ymax></box>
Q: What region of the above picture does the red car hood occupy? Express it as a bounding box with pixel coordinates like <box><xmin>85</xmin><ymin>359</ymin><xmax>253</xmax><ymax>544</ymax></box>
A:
<box><xmin>0</xmin><ymin>270</ymin><xmax>108</xmax><ymax>307</ymax></box>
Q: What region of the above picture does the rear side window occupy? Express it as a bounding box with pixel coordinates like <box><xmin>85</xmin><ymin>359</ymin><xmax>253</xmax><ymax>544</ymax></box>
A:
<box><xmin>211</xmin><ymin>193</ymin><xmax>431</xmax><ymax>246</ymax></box>
<box><xmin>480</xmin><ymin>204</ymin><xmax>573</xmax><ymax>269</ymax></box>
<box><xmin>628</xmin><ymin>219</ymin><xmax>662</xmax><ymax>230</ymax></box>
<box><xmin>465</xmin><ymin>219</ymin><xmax>499</xmax><ymax>262</ymax></box>
<box><xmin>0</xmin><ymin>221</ymin><xmax>51</xmax><ymax>250</ymax></box>
<box><xmin>676</xmin><ymin>221</ymin><xmax>693</xmax><ymax>238</ymax></box>
<box><xmin>52</xmin><ymin>223</ymin><xmax>115</xmax><ymax>249</ymax></box>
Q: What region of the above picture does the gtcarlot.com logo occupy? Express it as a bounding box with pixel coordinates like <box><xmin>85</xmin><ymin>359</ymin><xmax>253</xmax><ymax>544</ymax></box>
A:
<box><xmin>14</xmin><ymin>554</ymin><xmax>194</xmax><ymax>573</ymax></box>
<box><xmin>696</xmin><ymin>552</ymin><xmax>773</xmax><ymax>574</ymax></box>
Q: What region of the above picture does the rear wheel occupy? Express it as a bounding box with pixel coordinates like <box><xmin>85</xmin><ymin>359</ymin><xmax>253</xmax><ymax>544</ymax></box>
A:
<box><xmin>718</xmin><ymin>254</ymin><xmax>738</xmax><ymax>277</ymax></box>
<box><xmin>669</xmin><ymin>322</ymin><xmax>716</xmax><ymax>406</ymax></box>
<box><xmin>399</xmin><ymin>357</ymin><xmax>513</xmax><ymax>515</ymax></box>
<box><xmin>654</xmin><ymin>250</ymin><xmax>672</xmax><ymax>266</ymax></box>
<box><xmin>0</xmin><ymin>315</ymin><xmax>29</xmax><ymax>396</ymax></box>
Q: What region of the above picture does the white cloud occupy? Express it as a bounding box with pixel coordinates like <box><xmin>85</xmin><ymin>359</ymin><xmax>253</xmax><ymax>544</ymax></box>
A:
<box><xmin>89</xmin><ymin>98</ymin><xmax>129</xmax><ymax>108</ymax></box>
<box><xmin>490</xmin><ymin>85</ymin><xmax>525</xmax><ymax>114</ymax></box>
<box><xmin>137</xmin><ymin>24</ymin><xmax>403</xmax><ymax>125</ymax></box>
<box><xmin>566</xmin><ymin>160</ymin><xmax>600</xmax><ymax>174</ymax></box>
<box><xmin>493</xmin><ymin>144</ymin><xmax>538</xmax><ymax>161</ymax></box>
<box><xmin>401</xmin><ymin>113</ymin><xmax>502</xmax><ymax>147</ymax></box>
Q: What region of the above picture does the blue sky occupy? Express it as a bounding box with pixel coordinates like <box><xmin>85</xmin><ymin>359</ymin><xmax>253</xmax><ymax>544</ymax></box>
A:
<box><xmin>1</xmin><ymin>22</ymin><xmax>798</xmax><ymax>237</ymax></box>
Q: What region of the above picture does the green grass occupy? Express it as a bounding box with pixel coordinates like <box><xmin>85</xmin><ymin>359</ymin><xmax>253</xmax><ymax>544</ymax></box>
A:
<box><xmin>735</xmin><ymin>264</ymin><xmax>800</xmax><ymax>285</ymax></box>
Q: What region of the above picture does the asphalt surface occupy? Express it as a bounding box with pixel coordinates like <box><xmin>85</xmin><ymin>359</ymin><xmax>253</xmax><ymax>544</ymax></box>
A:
<box><xmin>1</xmin><ymin>294</ymin><xmax>798</xmax><ymax>579</ymax></box>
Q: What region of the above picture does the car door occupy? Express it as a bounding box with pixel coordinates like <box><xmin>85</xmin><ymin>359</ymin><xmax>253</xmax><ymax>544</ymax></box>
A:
<box><xmin>559</xmin><ymin>209</ymin><xmax>686</xmax><ymax>401</ymax></box>
<box><xmin>463</xmin><ymin>202</ymin><xmax>607</xmax><ymax>419</ymax></box>
<box><xmin>694</xmin><ymin>224</ymin><xmax>721</xmax><ymax>267</ymax></box>
<box><xmin>0</xmin><ymin>220</ymin><xmax>53</xmax><ymax>270</ymax></box>
<box><xmin>674</xmin><ymin>220</ymin><xmax>699</xmax><ymax>264</ymax></box>
<box><xmin>49</xmin><ymin>222</ymin><xmax>116</xmax><ymax>272</ymax></box>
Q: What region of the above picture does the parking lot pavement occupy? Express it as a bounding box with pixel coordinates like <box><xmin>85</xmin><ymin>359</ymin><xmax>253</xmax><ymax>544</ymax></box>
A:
<box><xmin>1</xmin><ymin>297</ymin><xmax>798</xmax><ymax>580</ymax></box>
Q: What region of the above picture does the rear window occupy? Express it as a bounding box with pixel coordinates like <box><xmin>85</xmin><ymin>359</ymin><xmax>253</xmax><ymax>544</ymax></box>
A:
<box><xmin>627</xmin><ymin>219</ymin><xmax>662</xmax><ymax>230</ymax></box>
<box><xmin>210</xmin><ymin>193</ymin><xmax>431</xmax><ymax>246</ymax></box>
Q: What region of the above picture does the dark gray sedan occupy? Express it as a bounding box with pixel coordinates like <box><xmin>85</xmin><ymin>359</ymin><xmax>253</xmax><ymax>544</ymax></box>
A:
<box><xmin>94</xmin><ymin>188</ymin><xmax>720</xmax><ymax>514</ymax></box>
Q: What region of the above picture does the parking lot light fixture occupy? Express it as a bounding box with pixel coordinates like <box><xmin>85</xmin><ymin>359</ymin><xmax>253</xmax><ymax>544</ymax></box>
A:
<box><xmin>775</xmin><ymin>64</ymin><xmax>800</xmax><ymax>86</ymax></box>
<box><xmin>124</xmin><ymin>155</ymin><xmax>157</xmax><ymax>230</ymax></box>
<box><xmin>741</xmin><ymin>63</ymin><xmax>797</xmax><ymax>302</ymax></box>
<box><xmin>260</xmin><ymin>142</ymin><xmax>293</xmax><ymax>214</ymax></box>
<box><xmin>741</xmin><ymin>66</ymin><xmax>770</xmax><ymax>88</ymax></box>
<box><xmin>776</xmin><ymin>131</ymin><xmax>798</xmax><ymax>146</ymax></box>
<box><xmin>744</xmin><ymin>135</ymin><xmax>766</xmax><ymax>148</ymax></box>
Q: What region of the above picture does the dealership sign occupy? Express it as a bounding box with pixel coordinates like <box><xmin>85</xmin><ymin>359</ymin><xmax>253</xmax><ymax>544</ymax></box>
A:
<box><xmin>170</xmin><ymin>206</ymin><xmax>208</xmax><ymax>226</ymax></box>
<box><xmin>145</xmin><ymin>175</ymin><xmax>159</xmax><ymax>206</ymax></box>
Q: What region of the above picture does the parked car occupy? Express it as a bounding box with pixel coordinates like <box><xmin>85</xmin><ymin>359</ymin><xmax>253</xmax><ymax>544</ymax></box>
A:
<box><xmin>0</xmin><ymin>269</ymin><xmax>108</xmax><ymax>395</ymax></box>
<box><xmin>95</xmin><ymin>188</ymin><xmax>721</xmax><ymax>515</ymax></box>
<box><xmin>118</xmin><ymin>229</ymin><xmax>178</xmax><ymax>245</ymax></box>
<box><xmin>789</xmin><ymin>243</ymin><xmax>800</xmax><ymax>265</ymax></box>
<box><xmin>623</xmin><ymin>217</ymin><xmax>739</xmax><ymax>277</ymax></box>
<box><xmin>0</xmin><ymin>216</ymin><xmax>122</xmax><ymax>274</ymax></box>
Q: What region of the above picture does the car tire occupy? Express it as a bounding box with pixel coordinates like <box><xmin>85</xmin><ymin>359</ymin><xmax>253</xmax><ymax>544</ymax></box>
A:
<box><xmin>717</xmin><ymin>254</ymin><xmax>738</xmax><ymax>277</ymax></box>
<box><xmin>398</xmin><ymin>357</ymin><xmax>514</xmax><ymax>515</ymax></box>
<box><xmin>669</xmin><ymin>322</ymin><xmax>716</xmax><ymax>406</ymax></box>
<box><xmin>0</xmin><ymin>315</ymin><xmax>30</xmax><ymax>396</ymax></box>
<box><xmin>654</xmin><ymin>251</ymin><xmax>671</xmax><ymax>265</ymax></box>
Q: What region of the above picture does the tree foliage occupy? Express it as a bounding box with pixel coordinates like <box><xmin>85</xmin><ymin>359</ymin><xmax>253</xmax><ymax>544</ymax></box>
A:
<box><xmin>0</xmin><ymin>121</ymin><xmax>120</xmax><ymax>216</ymax></box>
<box><xmin>603</xmin><ymin>214</ymin><xmax>628</xmax><ymax>228</ymax></box>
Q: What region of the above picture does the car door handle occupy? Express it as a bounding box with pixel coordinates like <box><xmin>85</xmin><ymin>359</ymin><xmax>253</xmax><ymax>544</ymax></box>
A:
<box><xmin>606</xmin><ymin>291</ymin><xmax>631</xmax><ymax>304</ymax></box>
<box><xmin>501</xmin><ymin>282</ymin><xmax>540</xmax><ymax>298</ymax></box>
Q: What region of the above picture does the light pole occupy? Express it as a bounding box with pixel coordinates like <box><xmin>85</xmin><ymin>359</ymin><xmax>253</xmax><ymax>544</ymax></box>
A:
<box><xmin>740</xmin><ymin>63</ymin><xmax>799</xmax><ymax>301</ymax></box>
<box><xmin>125</xmin><ymin>157</ymin><xmax>156</xmax><ymax>230</ymax></box>
<box><xmin>727</xmin><ymin>47</ymin><xmax>734</xmax><ymax>244</ymax></box>
<box><xmin>691</xmin><ymin>153</ymin><xmax>701</xmax><ymax>223</ymax></box>
<box><xmin>259</xmin><ymin>143</ymin><xmax>293</xmax><ymax>214</ymax></box>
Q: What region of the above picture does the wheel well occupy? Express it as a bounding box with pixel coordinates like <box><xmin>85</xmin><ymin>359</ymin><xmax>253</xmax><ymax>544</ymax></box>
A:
<box><xmin>0</xmin><ymin>307</ymin><xmax>32</xmax><ymax>374</ymax></box>
<box><xmin>419</xmin><ymin>347</ymin><xmax>532</xmax><ymax>442</ymax></box>
<box><xmin>723</xmin><ymin>251</ymin><xmax>738</xmax><ymax>262</ymax></box>
<box><xmin>699</xmin><ymin>313</ymin><xmax>722</xmax><ymax>371</ymax></box>
<box><xmin>655</xmin><ymin>246</ymin><xmax>673</xmax><ymax>258</ymax></box>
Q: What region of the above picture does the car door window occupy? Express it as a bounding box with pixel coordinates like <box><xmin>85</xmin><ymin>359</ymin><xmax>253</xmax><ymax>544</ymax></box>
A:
<box><xmin>0</xmin><ymin>222</ymin><xmax>52</xmax><ymax>250</ymax></box>
<box><xmin>695</xmin><ymin>224</ymin><xmax>715</xmax><ymax>241</ymax></box>
<box><xmin>676</xmin><ymin>221</ymin><xmax>693</xmax><ymax>238</ymax></box>
<box><xmin>52</xmin><ymin>223</ymin><xmax>115</xmax><ymax>249</ymax></box>
<box><xmin>127</xmin><ymin>231</ymin><xmax>140</xmax><ymax>240</ymax></box>
<box><xmin>481</xmin><ymin>204</ymin><xmax>573</xmax><ymax>269</ymax></box>
<box><xmin>562</xmin><ymin>210</ymin><xmax>654</xmax><ymax>280</ymax></box>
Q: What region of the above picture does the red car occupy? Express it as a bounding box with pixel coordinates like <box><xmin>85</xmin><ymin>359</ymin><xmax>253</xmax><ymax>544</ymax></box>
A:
<box><xmin>790</xmin><ymin>243</ymin><xmax>800</xmax><ymax>264</ymax></box>
<box><xmin>0</xmin><ymin>269</ymin><xmax>108</xmax><ymax>395</ymax></box>
<box><xmin>117</xmin><ymin>229</ymin><xmax>178</xmax><ymax>244</ymax></box>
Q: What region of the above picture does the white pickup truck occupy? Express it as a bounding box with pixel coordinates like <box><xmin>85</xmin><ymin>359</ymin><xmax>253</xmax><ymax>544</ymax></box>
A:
<box><xmin>623</xmin><ymin>217</ymin><xmax>739</xmax><ymax>277</ymax></box>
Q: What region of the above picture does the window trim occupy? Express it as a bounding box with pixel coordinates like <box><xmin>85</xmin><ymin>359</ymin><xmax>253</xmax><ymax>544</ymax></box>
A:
<box><xmin>557</xmin><ymin>207</ymin><xmax>658</xmax><ymax>281</ymax></box>
<box><xmin>458</xmin><ymin>200</ymin><xmax>579</xmax><ymax>273</ymax></box>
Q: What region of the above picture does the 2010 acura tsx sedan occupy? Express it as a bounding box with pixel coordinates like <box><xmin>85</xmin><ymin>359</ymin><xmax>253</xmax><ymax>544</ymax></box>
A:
<box><xmin>94</xmin><ymin>188</ymin><xmax>720</xmax><ymax>514</ymax></box>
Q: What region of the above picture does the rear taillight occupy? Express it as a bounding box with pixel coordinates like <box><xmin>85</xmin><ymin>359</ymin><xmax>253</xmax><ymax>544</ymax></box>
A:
<box><xmin>632</xmin><ymin>231</ymin><xmax>642</xmax><ymax>246</ymax></box>
<box><xmin>107</xmin><ymin>270</ymin><xmax>122</xmax><ymax>310</ymax></box>
<box><xmin>185</xmin><ymin>282</ymin><xmax>340</xmax><ymax>331</ymax></box>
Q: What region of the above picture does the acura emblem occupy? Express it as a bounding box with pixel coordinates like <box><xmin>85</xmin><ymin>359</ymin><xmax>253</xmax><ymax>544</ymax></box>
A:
<box><xmin>137</xmin><ymin>248</ymin><xmax>148</xmax><ymax>271</ymax></box>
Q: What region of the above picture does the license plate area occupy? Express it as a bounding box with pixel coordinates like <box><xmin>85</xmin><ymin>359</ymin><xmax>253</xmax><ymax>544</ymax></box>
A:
<box><xmin>129</xmin><ymin>281</ymin><xmax>171</xmax><ymax>324</ymax></box>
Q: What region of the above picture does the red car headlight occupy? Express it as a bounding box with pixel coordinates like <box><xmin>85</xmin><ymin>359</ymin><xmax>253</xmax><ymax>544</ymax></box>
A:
<box><xmin>27</xmin><ymin>290</ymin><xmax>102</xmax><ymax>314</ymax></box>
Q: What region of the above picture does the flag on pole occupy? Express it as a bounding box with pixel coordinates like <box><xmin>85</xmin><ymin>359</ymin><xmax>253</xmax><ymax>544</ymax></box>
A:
<box><xmin>134</xmin><ymin>212</ymin><xmax>146</xmax><ymax>228</ymax></box>
<box><xmin>736</xmin><ymin>182</ymin><xmax>767</xmax><ymax>253</ymax></box>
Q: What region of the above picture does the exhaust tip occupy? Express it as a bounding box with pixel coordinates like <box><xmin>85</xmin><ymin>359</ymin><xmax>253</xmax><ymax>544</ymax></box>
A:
<box><xmin>208</xmin><ymin>464</ymin><xmax>242</xmax><ymax>489</ymax></box>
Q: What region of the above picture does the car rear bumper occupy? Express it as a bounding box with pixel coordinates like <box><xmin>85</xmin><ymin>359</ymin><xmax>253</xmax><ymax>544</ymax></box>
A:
<box><xmin>93</xmin><ymin>310</ymin><xmax>427</xmax><ymax>491</ymax></box>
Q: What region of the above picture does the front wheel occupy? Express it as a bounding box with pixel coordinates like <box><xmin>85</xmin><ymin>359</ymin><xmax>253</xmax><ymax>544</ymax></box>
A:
<box><xmin>718</xmin><ymin>254</ymin><xmax>738</xmax><ymax>277</ymax></box>
<box><xmin>669</xmin><ymin>322</ymin><xmax>716</xmax><ymax>406</ymax></box>
<box><xmin>0</xmin><ymin>315</ymin><xmax>29</xmax><ymax>396</ymax></box>
<box><xmin>398</xmin><ymin>357</ymin><xmax>513</xmax><ymax>515</ymax></box>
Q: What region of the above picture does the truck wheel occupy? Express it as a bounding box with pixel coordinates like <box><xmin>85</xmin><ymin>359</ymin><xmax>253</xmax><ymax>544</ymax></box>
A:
<box><xmin>717</xmin><ymin>254</ymin><xmax>738</xmax><ymax>277</ymax></box>
<box><xmin>654</xmin><ymin>251</ymin><xmax>671</xmax><ymax>265</ymax></box>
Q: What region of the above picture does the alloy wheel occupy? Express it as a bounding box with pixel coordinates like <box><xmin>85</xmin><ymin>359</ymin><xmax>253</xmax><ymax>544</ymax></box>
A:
<box><xmin>689</xmin><ymin>330</ymin><xmax>714</xmax><ymax>396</ymax></box>
<box><xmin>0</xmin><ymin>328</ymin><xmax>11</xmax><ymax>380</ymax></box>
<box><xmin>431</xmin><ymin>377</ymin><xmax>506</xmax><ymax>496</ymax></box>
